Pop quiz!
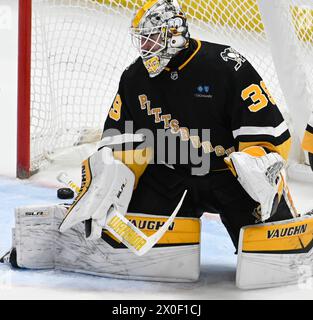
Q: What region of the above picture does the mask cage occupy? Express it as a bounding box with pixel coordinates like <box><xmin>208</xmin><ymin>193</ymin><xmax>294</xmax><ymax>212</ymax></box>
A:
<box><xmin>131</xmin><ymin>25</ymin><xmax>168</xmax><ymax>58</ymax></box>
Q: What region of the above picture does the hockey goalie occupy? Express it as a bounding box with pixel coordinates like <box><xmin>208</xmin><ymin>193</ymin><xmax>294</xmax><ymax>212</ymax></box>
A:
<box><xmin>2</xmin><ymin>0</ymin><xmax>313</xmax><ymax>289</ymax></box>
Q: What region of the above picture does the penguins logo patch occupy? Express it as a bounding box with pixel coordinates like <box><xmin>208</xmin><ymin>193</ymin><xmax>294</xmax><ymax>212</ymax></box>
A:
<box><xmin>221</xmin><ymin>47</ymin><xmax>246</xmax><ymax>71</ymax></box>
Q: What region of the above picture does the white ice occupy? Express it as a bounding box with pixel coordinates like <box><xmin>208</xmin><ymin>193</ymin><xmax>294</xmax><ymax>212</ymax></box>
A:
<box><xmin>1</xmin><ymin>0</ymin><xmax>313</xmax><ymax>300</ymax></box>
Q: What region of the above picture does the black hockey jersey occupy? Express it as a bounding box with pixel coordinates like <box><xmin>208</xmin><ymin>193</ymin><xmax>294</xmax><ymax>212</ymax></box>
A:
<box><xmin>102</xmin><ymin>39</ymin><xmax>291</xmax><ymax>175</ymax></box>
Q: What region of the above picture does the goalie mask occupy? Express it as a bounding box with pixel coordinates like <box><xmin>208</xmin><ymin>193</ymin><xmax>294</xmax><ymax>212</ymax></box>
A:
<box><xmin>130</xmin><ymin>0</ymin><xmax>190</xmax><ymax>77</ymax></box>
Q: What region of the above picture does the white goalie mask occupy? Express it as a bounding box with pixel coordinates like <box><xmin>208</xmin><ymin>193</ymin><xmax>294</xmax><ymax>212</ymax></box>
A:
<box><xmin>130</xmin><ymin>0</ymin><xmax>190</xmax><ymax>77</ymax></box>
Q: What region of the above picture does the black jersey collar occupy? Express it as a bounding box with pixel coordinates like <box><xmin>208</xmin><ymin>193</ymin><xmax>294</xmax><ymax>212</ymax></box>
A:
<box><xmin>164</xmin><ymin>39</ymin><xmax>202</xmax><ymax>73</ymax></box>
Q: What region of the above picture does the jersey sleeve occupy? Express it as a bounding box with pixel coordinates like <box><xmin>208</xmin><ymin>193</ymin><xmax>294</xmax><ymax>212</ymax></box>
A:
<box><xmin>228</xmin><ymin>58</ymin><xmax>291</xmax><ymax>160</ymax></box>
<box><xmin>102</xmin><ymin>73</ymin><xmax>134</xmax><ymax>139</ymax></box>
<box><xmin>101</xmin><ymin>73</ymin><xmax>153</xmax><ymax>188</ymax></box>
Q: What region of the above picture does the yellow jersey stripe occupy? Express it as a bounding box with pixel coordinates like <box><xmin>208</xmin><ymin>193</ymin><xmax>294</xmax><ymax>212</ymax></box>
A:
<box><xmin>164</xmin><ymin>39</ymin><xmax>202</xmax><ymax>72</ymax></box>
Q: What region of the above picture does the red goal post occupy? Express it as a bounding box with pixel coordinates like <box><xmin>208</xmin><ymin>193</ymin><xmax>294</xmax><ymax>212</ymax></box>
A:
<box><xmin>17</xmin><ymin>0</ymin><xmax>32</xmax><ymax>178</ymax></box>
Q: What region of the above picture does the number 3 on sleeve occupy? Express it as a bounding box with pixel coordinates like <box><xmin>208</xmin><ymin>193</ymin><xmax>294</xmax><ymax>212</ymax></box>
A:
<box><xmin>109</xmin><ymin>94</ymin><xmax>122</xmax><ymax>121</ymax></box>
<box><xmin>241</xmin><ymin>81</ymin><xmax>276</xmax><ymax>112</ymax></box>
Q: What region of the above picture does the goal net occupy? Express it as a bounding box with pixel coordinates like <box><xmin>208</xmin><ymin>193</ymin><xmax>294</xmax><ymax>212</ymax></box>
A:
<box><xmin>17</xmin><ymin>0</ymin><xmax>313</xmax><ymax>179</ymax></box>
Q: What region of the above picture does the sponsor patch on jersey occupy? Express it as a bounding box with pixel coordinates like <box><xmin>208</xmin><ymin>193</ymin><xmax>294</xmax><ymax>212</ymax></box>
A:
<box><xmin>221</xmin><ymin>47</ymin><xmax>246</xmax><ymax>71</ymax></box>
<box><xmin>194</xmin><ymin>85</ymin><xmax>213</xmax><ymax>98</ymax></box>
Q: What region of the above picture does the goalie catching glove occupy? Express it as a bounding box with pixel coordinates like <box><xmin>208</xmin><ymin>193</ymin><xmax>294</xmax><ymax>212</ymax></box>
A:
<box><xmin>224</xmin><ymin>146</ymin><xmax>297</xmax><ymax>222</ymax></box>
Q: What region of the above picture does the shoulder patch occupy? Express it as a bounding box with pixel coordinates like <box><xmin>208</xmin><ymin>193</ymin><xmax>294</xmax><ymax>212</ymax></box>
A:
<box><xmin>220</xmin><ymin>47</ymin><xmax>246</xmax><ymax>71</ymax></box>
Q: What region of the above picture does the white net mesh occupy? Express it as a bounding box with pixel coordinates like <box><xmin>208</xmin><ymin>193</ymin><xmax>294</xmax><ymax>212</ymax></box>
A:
<box><xmin>28</xmin><ymin>0</ymin><xmax>313</xmax><ymax>173</ymax></box>
<box><xmin>287</xmin><ymin>0</ymin><xmax>313</xmax><ymax>121</ymax></box>
<box><xmin>257</xmin><ymin>0</ymin><xmax>313</xmax><ymax>163</ymax></box>
<box><xmin>30</xmin><ymin>0</ymin><xmax>138</xmax><ymax>171</ymax></box>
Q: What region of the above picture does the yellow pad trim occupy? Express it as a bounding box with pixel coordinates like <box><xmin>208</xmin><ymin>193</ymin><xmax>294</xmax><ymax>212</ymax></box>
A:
<box><xmin>242</xmin><ymin>146</ymin><xmax>267</xmax><ymax>157</ymax></box>
<box><xmin>64</xmin><ymin>158</ymin><xmax>92</xmax><ymax>219</ymax></box>
<box><xmin>104</xmin><ymin>215</ymin><xmax>200</xmax><ymax>245</ymax></box>
<box><xmin>302</xmin><ymin>130</ymin><xmax>313</xmax><ymax>153</ymax></box>
<box><xmin>224</xmin><ymin>146</ymin><xmax>269</xmax><ymax>177</ymax></box>
<box><xmin>241</xmin><ymin>216</ymin><xmax>313</xmax><ymax>252</ymax></box>
<box><xmin>239</xmin><ymin>138</ymin><xmax>292</xmax><ymax>161</ymax></box>
<box><xmin>113</xmin><ymin>148</ymin><xmax>153</xmax><ymax>189</ymax></box>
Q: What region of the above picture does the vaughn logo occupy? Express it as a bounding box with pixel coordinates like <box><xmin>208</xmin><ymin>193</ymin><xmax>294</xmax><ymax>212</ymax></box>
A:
<box><xmin>194</xmin><ymin>85</ymin><xmax>212</xmax><ymax>98</ymax></box>
<box><xmin>130</xmin><ymin>219</ymin><xmax>175</xmax><ymax>231</ymax></box>
<box><xmin>267</xmin><ymin>224</ymin><xmax>308</xmax><ymax>239</ymax></box>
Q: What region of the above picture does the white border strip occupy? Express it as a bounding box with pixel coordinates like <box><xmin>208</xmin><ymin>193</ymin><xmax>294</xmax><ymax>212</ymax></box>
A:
<box><xmin>99</xmin><ymin>133</ymin><xmax>145</xmax><ymax>148</ymax></box>
<box><xmin>232</xmin><ymin>122</ymin><xmax>289</xmax><ymax>139</ymax></box>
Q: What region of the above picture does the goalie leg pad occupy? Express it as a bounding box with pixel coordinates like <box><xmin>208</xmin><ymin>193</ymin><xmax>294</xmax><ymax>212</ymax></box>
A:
<box><xmin>9</xmin><ymin>205</ymin><xmax>200</xmax><ymax>282</ymax></box>
<box><xmin>237</xmin><ymin>214</ymin><xmax>313</xmax><ymax>289</ymax></box>
<box><xmin>14</xmin><ymin>205</ymin><xmax>64</xmax><ymax>269</ymax></box>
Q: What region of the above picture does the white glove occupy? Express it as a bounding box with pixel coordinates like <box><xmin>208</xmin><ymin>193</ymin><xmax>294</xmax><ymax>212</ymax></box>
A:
<box><xmin>225</xmin><ymin>150</ymin><xmax>287</xmax><ymax>222</ymax></box>
<box><xmin>59</xmin><ymin>146</ymin><xmax>135</xmax><ymax>239</ymax></box>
